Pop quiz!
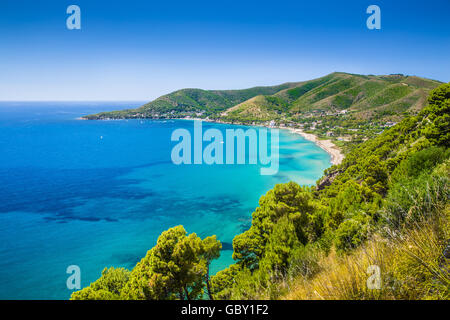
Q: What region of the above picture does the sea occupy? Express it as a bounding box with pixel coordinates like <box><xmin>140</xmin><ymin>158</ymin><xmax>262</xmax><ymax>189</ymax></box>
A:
<box><xmin>0</xmin><ymin>101</ymin><xmax>331</xmax><ymax>299</ymax></box>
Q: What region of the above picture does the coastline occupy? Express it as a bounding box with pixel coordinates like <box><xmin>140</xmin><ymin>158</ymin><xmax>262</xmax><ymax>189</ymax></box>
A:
<box><xmin>283</xmin><ymin>127</ymin><xmax>344</xmax><ymax>166</ymax></box>
<box><xmin>177</xmin><ymin>117</ymin><xmax>344</xmax><ymax>166</ymax></box>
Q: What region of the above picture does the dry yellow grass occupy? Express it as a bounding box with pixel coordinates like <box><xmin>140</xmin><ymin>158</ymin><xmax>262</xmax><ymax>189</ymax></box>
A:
<box><xmin>284</xmin><ymin>206</ymin><xmax>449</xmax><ymax>300</ymax></box>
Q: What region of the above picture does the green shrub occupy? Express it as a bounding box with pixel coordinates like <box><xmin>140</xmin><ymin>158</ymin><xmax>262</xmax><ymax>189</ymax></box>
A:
<box><xmin>390</xmin><ymin>146</ymin><xmax>449</xmax><ymax>184</ymax></box>
<box><xmin>70</xmin><ymin>267</ymin><xmax>130</xmax><ymax>300</ymax></box>
<box><xmin>334</xmin><ymin>217</ymin><xmax>370</xmax><ymax>252</ymax></box>
<box><xmin>384</xmin><ymin>160</ymin><xmax>449</xmax><ymax>229</ymax></box>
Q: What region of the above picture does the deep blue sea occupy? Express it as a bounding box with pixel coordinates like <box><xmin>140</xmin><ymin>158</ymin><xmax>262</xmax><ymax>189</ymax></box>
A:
<box><xmin>0</xmin><ymin>102</ymin><xmax>331</xmax><ymax>299</ymax></box>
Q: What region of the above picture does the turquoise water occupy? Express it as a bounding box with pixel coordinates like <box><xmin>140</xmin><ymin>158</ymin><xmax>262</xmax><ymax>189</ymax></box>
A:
<box><xmin>0</xmin><ymin>102</ymin><xmax>331</xmax><ymax>299</ymax></box>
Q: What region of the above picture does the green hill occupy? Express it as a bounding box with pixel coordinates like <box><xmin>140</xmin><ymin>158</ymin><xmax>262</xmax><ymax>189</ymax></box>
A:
<box><xmin>220</xmin><ymin>72</ymin><xmax>441</xmax><ymax>123</ymax></box>
<box><xmin>83</xmin><ymin>73</ymin><xmax>441</xmax><ymax>121</ymax></box>
<box><xmin>85</xmin><ymin>72</ymin><xmax>440</xmax><ymax>122</ymax></box>
<box><xmin>83</xmin><ymin>72</ymin><xmax>442</xmax><ymax>152</ymax></box>
<box><xmin>220</xmin><ymin>95</ymin><xmax>288</xmax><ymax>122</ymax></box>
<box><xmin>82</xmin><ymin>83</ymin><xmax>299</xmax><ymax>120</ymax></box>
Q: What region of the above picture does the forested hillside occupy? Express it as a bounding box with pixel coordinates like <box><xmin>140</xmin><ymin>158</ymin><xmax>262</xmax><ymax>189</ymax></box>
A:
<box><xmin>83</xmin><ymin>72</ymin><xmax>442</xmax><ymax>152</ymax></box>
<box><xmin>221</xmin><ymin>72</ymin><xmax>440</xmax><ymax>122</ymax></box>
<box><xmin>82</xmin><ymin>83</ymin><xmax>299</xmax><ymax>120</ymax></box>
<box><xmin>72</xmin><ymin>83</ymin><xmax>449</xmax><ymax>300</ymax></box>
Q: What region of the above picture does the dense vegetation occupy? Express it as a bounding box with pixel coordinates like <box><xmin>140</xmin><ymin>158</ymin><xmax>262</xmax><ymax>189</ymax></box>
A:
<box><xmin>82</xmin><ymin>83</ymin><xmax>298</xmax><ymax>120</ymax></box>
<box><xmin>73</xmin><ymin>83</ymin><xmax>449</xmax><ymax>300</ymax></box>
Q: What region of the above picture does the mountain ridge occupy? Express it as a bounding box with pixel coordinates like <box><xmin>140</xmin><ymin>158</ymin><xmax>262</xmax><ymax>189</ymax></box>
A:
<box><xmin>83</xmin><ymin>72</ymin><xmax>442</xmax><ymax>121</ymax></box>
<box><xmin>82</xmin><ymin>82</ymin><xmax>300</xmax><ymax>120</ymax></box>
<box><xmin>82</xmin><ymin>72</ymin><xmax>442</xmax><ymax>152</ymax></box>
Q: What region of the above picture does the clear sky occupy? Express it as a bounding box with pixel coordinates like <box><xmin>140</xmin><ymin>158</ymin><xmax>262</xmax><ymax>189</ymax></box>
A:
<box><xmin>0</xmin><ymin>0</ymin><xmax>449</xmax><ymax>101</ymax></box>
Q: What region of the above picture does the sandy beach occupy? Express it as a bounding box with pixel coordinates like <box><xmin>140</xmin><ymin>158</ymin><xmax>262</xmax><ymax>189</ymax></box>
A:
<box><xmin>183</xmin><ymin>118</ymin><xmax>345</xmax><ymax>166</ymax></box>
<box><xmin>284</xmin><ymin>128</ymin><xmax>344</xmax><ymax>166</ymax></box>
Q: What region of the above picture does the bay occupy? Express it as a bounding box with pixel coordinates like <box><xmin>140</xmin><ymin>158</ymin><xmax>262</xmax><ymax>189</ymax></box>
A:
<box><xmin>0</xmin><ymin>102</ymin><xmax>330</xmax><ymax>299</ymax></box>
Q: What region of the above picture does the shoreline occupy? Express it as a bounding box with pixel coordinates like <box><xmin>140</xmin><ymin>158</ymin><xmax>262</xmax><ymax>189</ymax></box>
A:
<box><xmin>80</xmin><ymin>116</ymin><xmax>344</xmax><ymax>166</ymax></box>
<box><xmin>175</xmin><ymin>117</ymin><xmax>344</xmax><ymax>166</ymax></box>
<box><xmin>282</xmin><ymin>127</ymin><xmax>344</xmax><ymax>166</ymax></box>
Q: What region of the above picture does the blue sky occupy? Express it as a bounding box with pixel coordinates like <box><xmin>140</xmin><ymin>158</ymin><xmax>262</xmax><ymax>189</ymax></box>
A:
<box><xmin>0</xmin><ymin>0</ymin><xmax>449</xmax><ymax>101</ymax></box>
